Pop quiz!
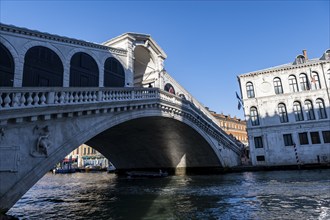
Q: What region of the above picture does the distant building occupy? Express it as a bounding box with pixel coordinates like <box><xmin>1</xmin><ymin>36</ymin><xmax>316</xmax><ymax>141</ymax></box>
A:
<box><xmin>209</xmin><ymin>111</ymin><xmax>248</xmax><ymax>145</ymax></box>
<box><xmin>207</xmin><ymin>109</ymin><xmax>249</xmax><ymax>163</ymax></box>
<box><xmin>66</xmin><ymin>144</ymin><xmax>109</xmax><ymax>168</ymax></box>
<box><xmin>238</xmin><ymin>49</ymin><xmax>330</xmax><ymax>166</ymax></box>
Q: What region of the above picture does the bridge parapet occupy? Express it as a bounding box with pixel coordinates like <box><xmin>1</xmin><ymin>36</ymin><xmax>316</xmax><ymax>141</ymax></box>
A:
<box><xmin>0</xmin><ymin>87</ymin><xmax>158</xmax><ymax>109</ymax></box>
<box><xmin>162</xmin><ymin>71</ymin><xmax>218</xmax><ymax>123</ymax></box>
<box><xmin>0</xmin><ymin>87</ymin><xmax>242</xmax><ymax>155</ymax></box>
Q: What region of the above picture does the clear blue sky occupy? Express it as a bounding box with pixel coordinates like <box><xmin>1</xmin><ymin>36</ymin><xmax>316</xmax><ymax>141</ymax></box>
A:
<box><xmin>1</xmin><ymin>0</ymin><xmax>329</xmax><ymax>119</ymax></box>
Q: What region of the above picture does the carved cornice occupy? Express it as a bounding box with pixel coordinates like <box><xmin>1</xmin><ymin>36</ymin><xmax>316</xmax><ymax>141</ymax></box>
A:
<box><xmin>0</xmin><ymin>23</ymin><xmax>127</xmax><ymax>56</ymax></box>
<box><xmin>239</xmin><ymin>60</ymin><xmax>330</xmax><ymax>78</ymax></box>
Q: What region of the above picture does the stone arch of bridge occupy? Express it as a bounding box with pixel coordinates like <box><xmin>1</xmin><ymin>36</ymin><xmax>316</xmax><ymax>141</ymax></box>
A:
<box><xmin>0</xmin><ymin>37</ymin><xmax>22</xmax><ymax>86</ymax></box>
<box><xmin>86</xmin><ymin>117</ymin><xmax>222</xmax><ymax>171</ymax></box>
<box><xmin>23</xmin><ymin>46</ymin><xmax>64</xmax><ymax>87</ymax></box>
<box><xmin>20</xmin><ymin>40</ymin><xmax>66</xmax><ymax>69</ymax></box>
<box><xmin>1</xmin><ymin>109</ymin><xmax>223</xmax><ymax>213</ymax></box>
<box><xmin>103</xmin><ymin>56</ymin><xmax>126</xmax><ymax>87</ymax></box>
<box><xmin>54</xmin><ymin>111</ymin><xmax>223</xmax><ymax>172</ymax></box>
<box><xmin>15</xmin><ymin>40</ymin><xmax>67</xmax><ymax>87</ymax></box>
<box><xmin>133</xmin><ymin>45</ymin><xmax>158</xmax><ymax>87</ymax></box>
<box><xmin>0</xmin><ymin>41</ymin><xmax>15</xmax><ymax>87</ymax></box>
<box><xmin>0</xmin><ymin>36</ymin><xmax>19</xmax><ymax>69</ymax></box>
<box><xmin>64</xmin><ymin>47</ymin><xmax>103</xmax><ymax>87</ymax></box>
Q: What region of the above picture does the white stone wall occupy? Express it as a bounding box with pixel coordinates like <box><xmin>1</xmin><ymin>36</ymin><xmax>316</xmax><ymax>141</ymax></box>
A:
<box><xmin>238</xmin><ymin>55</ymin><xmax>330</xmax><ymax>166</ymax></box>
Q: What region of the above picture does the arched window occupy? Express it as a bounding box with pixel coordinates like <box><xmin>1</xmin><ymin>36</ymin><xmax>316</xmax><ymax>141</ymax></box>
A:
<box><xmin>295</xmin><ymin>55</ymin><xmax>305</xmax><ymax>64</ymax></box>
<box><xmin>327</xmin><ymin>69</ymin><xmax>330</xmax><ymax>87</ymax></box>
<box><xmin>310</xmin><ymin>71</ymin><xmax>321</xmax><ymax>90</ymax></box>
<box><xmin>250</xmin><ymin>107</ymin><xmax>260</xmax><ymax>126</ymax></box>
<box><xmin>304</xmin><ymin>100</ymin><xmax>315</xmax><ymax>120</ymax></box>
<box><xmin>278</xmin><ymin>103</ymin><xmax>288</xmax><ymax>123</ymax></box>
<box><xmin>299</xmin><ymin>73</ymin><xmax>310</xmax><ymax>91</ymax></box>
<box><xmin>316</xmin><ymin>98</ymin><xmax>327</xmax><ymax>119</ymax></box>
<box><xmin>164</xmin><ymin>83</ymin><xmax>175</xmax><ymax>94</ymax></box>
<box><xmin>0</xmin><ymin>43</ymin><xmax>14</xmax><ymax>87</ymax></box>
<box><xmin>288</xmin><ymin>75</ymin><xmax>299</xmax><ymax>92</ymax></box>
<box><xmin>23</xmin><ymin>46</ymin><xmax>63</xmax><ymax>87</ymax></box>
<box><xmin>70</xmin><ymin>52</ymin><xmax>98</xmax><ymax>87</ymax></box>
<box><xmin>273</xmin><ymin>77</ymin><xmax>283</xmax><ymax>94</ymax></box>
<box><xmin>293</xmin><ymin>101</ymin><xmax>304</xmax><ymax>121</ymax></box>
<box><xmin>179</xmin><ymin>94</ymin><xmax>186</xmax><ymax>100</ymax></box>
<box><xmin>246</xmin><ymin>82</ymin><xmax>255</xmax><ymax>98</ymax></box>
<box><xmin>104</xmin><ymin>57</ymin><xmax>125</xmax><ymax>87</ymax></box>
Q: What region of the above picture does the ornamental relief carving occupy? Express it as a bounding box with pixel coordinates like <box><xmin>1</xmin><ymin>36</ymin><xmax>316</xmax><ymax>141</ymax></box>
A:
<box><xmin>30</xmin><ymin>125</ymin><xmax>52</xmax><ymax>158</ymax></box>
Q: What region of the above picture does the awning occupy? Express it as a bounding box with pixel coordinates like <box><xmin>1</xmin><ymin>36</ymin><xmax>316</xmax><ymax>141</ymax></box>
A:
<box><xmin>63</xmin><ymin>158</ymin><xmax>77</xmax><ymax>163</ymax></box>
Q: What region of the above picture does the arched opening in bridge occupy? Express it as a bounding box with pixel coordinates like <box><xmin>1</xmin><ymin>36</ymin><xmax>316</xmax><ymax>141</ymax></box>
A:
<box><xmin>53</xmin><ymin>144</ymin><xmax>112</xmax><ymax>173</ymax></box>
<box><xmin>70</xmin><ymin>52</ymin><xmax>99</xmax><ymax>87</ymax></box>
<box><xmin>23</xmin><ymin>46</ymin><xmax>63</xmax><ymax>87</ymax></box>
<box><xmin>0</xmin><ymin>43</ymin><xmax>14</xmax><ymax>87</ymax></box>
<box><xmin>86</xmin><ymin>116</ymin><xmax>221</xmax><ymax>172</ymax></box>
<box><xmin>133</xmin><ymin>46</ymin><xmax>157</xmax><ymax>87</ymax></box>
<box><xmin>104</xmin><ymin>57</ymin><xmax>125</xmax><ymax>87</ymax></box>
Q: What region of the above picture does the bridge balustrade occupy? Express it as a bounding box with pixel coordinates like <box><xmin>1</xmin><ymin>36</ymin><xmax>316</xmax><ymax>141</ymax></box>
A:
<box><xmin>0</xmin><ymin>87</ymin><xmax>160</xmax><ymax>109</ymax></box>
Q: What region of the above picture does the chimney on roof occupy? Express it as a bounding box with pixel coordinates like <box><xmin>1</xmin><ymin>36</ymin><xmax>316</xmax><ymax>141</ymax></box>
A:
<box><xmin>302</xmin><ymin>49</ymin><xmax>308</xmax><ymax>60</ymax></box>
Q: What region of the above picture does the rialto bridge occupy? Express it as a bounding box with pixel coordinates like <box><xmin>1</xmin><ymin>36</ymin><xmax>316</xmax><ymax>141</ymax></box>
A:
<box><xmin>0</xmin><ymin>23</ymin><xmax>243</xmax><ymax>212</ymax></box>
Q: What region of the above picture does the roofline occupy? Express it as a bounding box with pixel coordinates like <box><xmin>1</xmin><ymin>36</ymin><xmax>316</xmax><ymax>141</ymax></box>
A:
<box><xmin>238</xmin><ymin>59</ymin><xmax>330</xmax><ymax>78</ymax></box>
<box><xmin>0</xmin><ymin>23</ymin><xmax>127</xmax><ymax>55</ymax></box>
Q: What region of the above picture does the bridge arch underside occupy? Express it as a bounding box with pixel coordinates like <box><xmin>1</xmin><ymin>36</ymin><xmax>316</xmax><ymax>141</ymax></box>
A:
<box><xmin>87</xmin><ymin>116</ymin><xmax>222</xmax><ymax>172</ymax></box>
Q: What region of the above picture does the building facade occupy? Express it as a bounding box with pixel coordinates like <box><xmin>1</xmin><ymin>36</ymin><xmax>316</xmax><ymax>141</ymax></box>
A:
<box><xmin>238</xmin><ymin>49</ymin><xmax>330</xmax><ymax>166</ymax></box>
<box><xmin>209</xmin><ymin>111</ymin><xmax>248</xmax><ymax>146</ymax></box>
<box><xmin>65</xmin><ymin>144</ymin><xmax>109</xmax><ymax>168</ymax></box>
<box><xmin>210</xmin><ymin>111</ymin><xmax>249</xmax><ymax>164</ymax></box>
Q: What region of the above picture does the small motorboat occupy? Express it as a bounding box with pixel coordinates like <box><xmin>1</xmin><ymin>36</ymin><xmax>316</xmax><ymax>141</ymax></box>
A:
<box><xmin>126</xmin><ymin>170</ymin><xmax>168</xmax><ymax>178</ymax></box>
<box><xmin>52</xmin><ymin>167</ymin><xmax>76</xmax><ymax>174</ymax></box>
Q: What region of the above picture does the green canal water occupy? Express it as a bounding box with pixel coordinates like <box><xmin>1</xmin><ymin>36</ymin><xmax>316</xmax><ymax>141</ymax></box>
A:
<box><xmin>8</xmin><ymin>169</ymin><xmax>330</xmax><ymax>219</ymax></box>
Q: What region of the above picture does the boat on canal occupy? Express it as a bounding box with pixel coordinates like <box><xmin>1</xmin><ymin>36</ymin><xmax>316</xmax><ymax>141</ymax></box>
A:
<box><xmin>53</xmin><ymin>157</ymin><xmax>77</xmax><ymax>174</ymax></box>
<box><xmin>52</xmin><ymin>167</ymin><xmax>76</xmax><ymax>174</ymax></box>
<box><xmin>126</xmin><ymin>170</ymin><xmax>168</xmax><ymax>178</ymax></box>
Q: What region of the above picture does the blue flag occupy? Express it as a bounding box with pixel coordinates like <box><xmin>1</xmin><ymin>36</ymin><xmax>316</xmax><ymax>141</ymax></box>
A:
<box><xmin>238</xmin><ymin>101</ymin><xmax>242</xmax><ymax>110</ymax></box>
<box><xmin>236</xmin><ymin>92</ymin><xmax>242</xmax><ymax>102</ymax></box>
<box><xmin>236</xmin><ymin>92</ymin><xmax>243</xmax><ymax>110</ymax></box>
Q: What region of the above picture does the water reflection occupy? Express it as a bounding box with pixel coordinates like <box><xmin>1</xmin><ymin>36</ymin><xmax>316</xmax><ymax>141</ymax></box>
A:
<box><xmin>8</xmin><ymin>169</ymin><xmax>330</xmax><ymax>219</ymax></box>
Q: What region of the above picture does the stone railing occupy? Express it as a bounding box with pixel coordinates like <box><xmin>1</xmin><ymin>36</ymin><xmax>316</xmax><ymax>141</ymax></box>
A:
<box><xmin>0</xmin><ymin>87</ymin><xmax>242</xmax><ymax>154</ymax></box>
<box><xmin>162</xmin><ymin>71</ymin><xmax>219</xmax><ymax>125</ymax></box>
<box><xmin>0</xmin><ymin>87</ymin><xmax>159</xmax><ymax>109</ymax></box>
